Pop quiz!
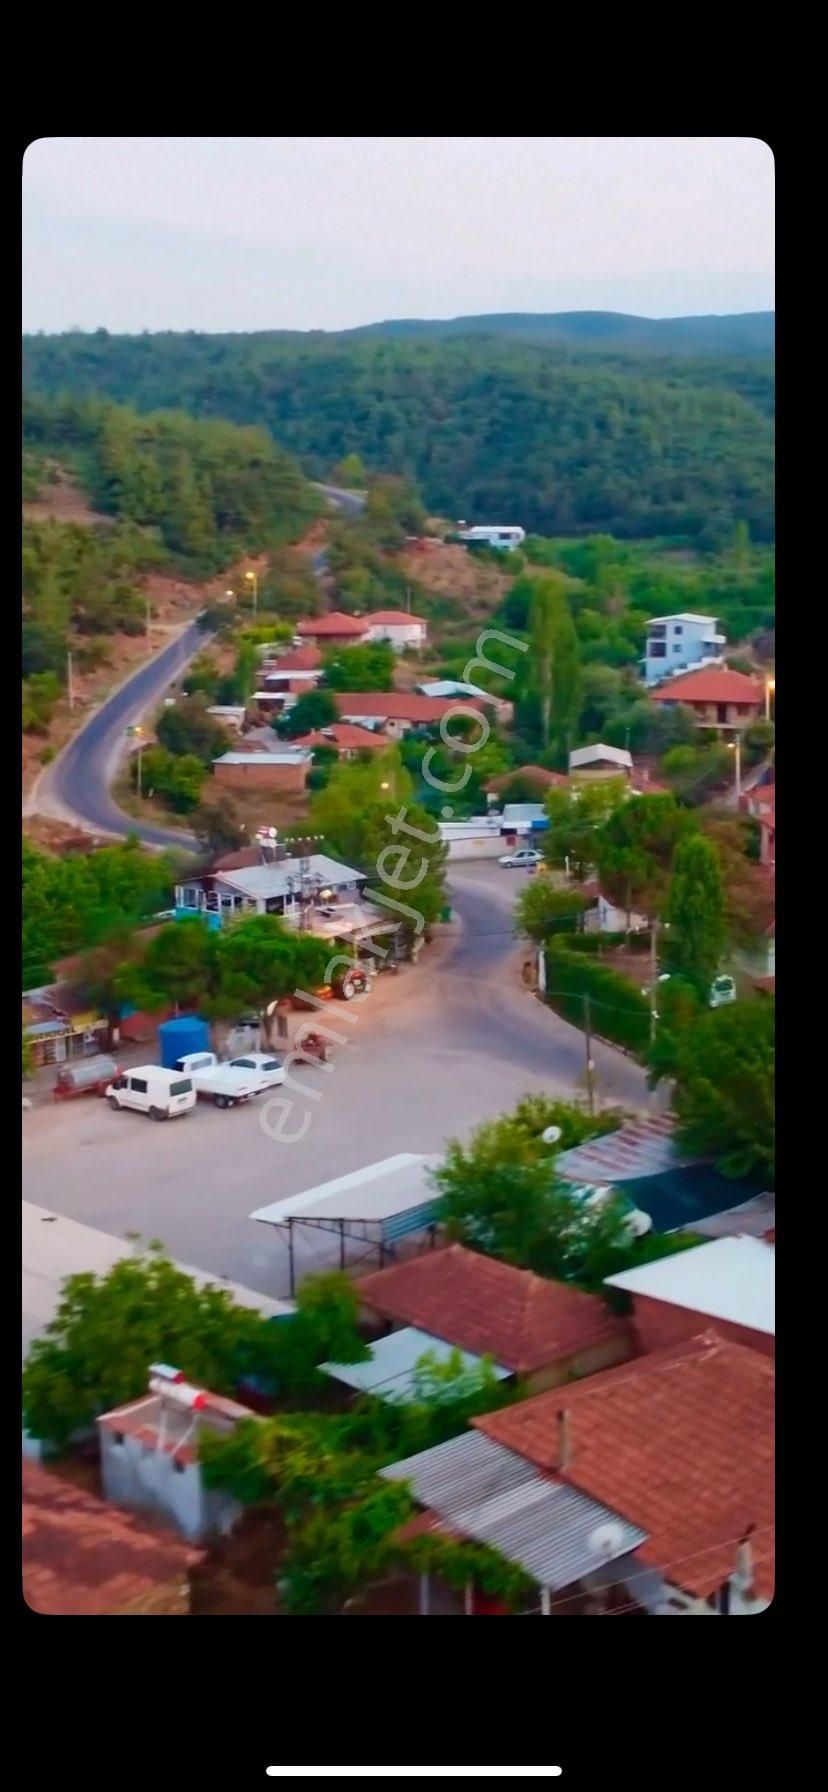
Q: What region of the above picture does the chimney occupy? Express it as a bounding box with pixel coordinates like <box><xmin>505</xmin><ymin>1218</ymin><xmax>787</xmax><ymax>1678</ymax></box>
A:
<box><xmin>732</xmin><ymin>1524</ymin><xmax>756</xmax><ymax>1599</ymax></box>
<box><xmin>558</xmin><ymin>1409</ymin><xmax>573</xmax><ymax>1471</ymax></box>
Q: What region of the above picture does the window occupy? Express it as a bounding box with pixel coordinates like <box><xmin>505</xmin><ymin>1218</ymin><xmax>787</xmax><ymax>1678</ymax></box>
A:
<box><xmin>169</xmin><ymin>1079</ymin><xmax>192</xmax><ymax>1097</ymax></box>
<box><xmin>649</xmin><ymin>624</ymin><xmax>666</xmax><ymax>640</ymax></box>
<box><xmin>172</xmin><ymin>1458</ymin><xmax>186</xmax><ymax>1475</ymax></box>
<box><xmin>263</xmin><ymin>1060</ymin><xmax>282</xmax><ymax>1072</ymax></box>
<box><xmin>649</xmin><ymin>641</ymin><xmax>667</xmax><ymax>659</ymax></box>
<box><xmin>181</xmin><ymin>888</ymin><xmax>198</xmax><ymax>908</ymax></box>
<box><xmin>232</xmin><ymin>1058</ymin><xmax>254</xmax><ymax>1069</ymax></box>
<box><xmin>113</xmin><ymin>1431</ymin><xmax>125</xmax><ymax>1446</ymax></box>
<box><xmin>674</xmin><ymin>624</ymin><xmax>683</xmax><ymax>636</ymax></box>
<box><xmin>673</xmin><ymin>644</ymin><xmax>682</xmax><ymax>652</ymax></box>
<box><xmin>190</xmin><ymin>1056</ymin><xmax>211</xmax><ymax>1070</ymax></box>
<box><xmin>129</xmin><ymin>1077</ymin><xmax>148</xmax><ymax>1094</ymax></box>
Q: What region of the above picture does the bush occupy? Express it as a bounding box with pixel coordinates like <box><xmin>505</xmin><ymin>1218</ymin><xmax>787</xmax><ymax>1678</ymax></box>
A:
<box><xmin>543</xmin><ymin>939</ymin><xmax>650</xmax><ymax>1055</ymax></box>
<box><xmin>39</xmin><ymin>745</ymin><xmax>56</xmax><ymax>765</ymax></box>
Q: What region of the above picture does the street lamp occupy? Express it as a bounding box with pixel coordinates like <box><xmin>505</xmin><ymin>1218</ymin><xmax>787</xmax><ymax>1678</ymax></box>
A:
<box><xmin>728</xmin><ymin>734</ymin><xmax>742</xmax><ymax>803</ymax></box>
<box><xmin>245</xmin><ymin>570</ymin><xmax>258</xmax><ymax>616</ymax></box>
<box><xmin>127</xmin><ymin>725</ymin><xmax>146</xmax><ymax>799</ymax></box>
<box><xmin>225</xmin><ymin>589</ymin><xmax>235</xmax><ymax>605</ymax></box>
<box><xmin>765</xmin><ymin>676</ymin><xmax>775</xmax><ymax>722</ymax></box>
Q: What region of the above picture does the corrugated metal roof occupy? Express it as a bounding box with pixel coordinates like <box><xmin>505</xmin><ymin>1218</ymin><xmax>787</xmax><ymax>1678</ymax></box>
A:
<box><xmin>216</xmin><ymin>854</ymin><xmax>362</xmax><ymax>900</ymax></box>
<box><xmin>556</xmin><ymin>1116</ymin><xmax>685</xmax><ymax>1184</ymax></box>
<box><xmin>250</xmin><ymin>1154</ymin><xmax>441</xmax><ymax>1228</ymax></box>
<box><xmin>381</xmin><ymin>1430</ymin><xmax>645</xmax><ymax>1591</ymax></box>
<box><xmin>322</xmin><ymin>1327</ymin><xmax>510</xmax><ymax>1402</ymax></box>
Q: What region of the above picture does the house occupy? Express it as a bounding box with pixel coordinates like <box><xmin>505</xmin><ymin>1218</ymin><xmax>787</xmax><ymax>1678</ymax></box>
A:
<box><xmin>23</xmin><ymin>1459</ymin><xmax>202</xmax><ymax>1616</ymax></box>
<box><xmin>569</xmin><ymin>743</ymin><xmax>633</xmax><ymax>781</ymax></box>
<box><xmin>256</xmin><ymin>645</ymin><xmax>324</xmax><ymax>705</ymax></box>
<box><xmin>605</xmin><ymin>1234</ymin><xmax>774</xmax><ymax>1358</ymax></box>
<box><xmin>361</xmin><ymin>610</ymin><xmax>429</xmax><ymax>651</ymax></box>
<box><xmin>354</xmin><ymin>1244</ymin><xmax>633</xmax><ymax>1392</ymax></box>
<box><xmin>471</xmin><ymin>1331</ymin><xmax>774</xmax><ymax>1614</ymax></box>
<box><xmin>648</xmin><ymin>667</ymin><xmax>762</xmax><ymax>732</ymax></box>
<box><xmin>501</xmin><ymin>801</ymin><xmax>548</xmax><ymax>835</ymax></box>
<box><xmin>333</xmin><ymin>691</ymin><xmax>484</xmax><ymax>739</ymax></box>
<box><xmin>420</xmin><ymin>680</ymin><xmax>514</xmax><ymax>725</ymax></box>
<box><xmin>23</xmin><ymin>981</ymin><xmax>109</xmax><ymax>1067</ymax></box>
<box><xmin>291</xmin><ymin>723</ymin><xmax>388</xmax><ymax>760</ymax></box>
<box><xmin>296</xmin><ymin>611</ymin><xmax>368</xmax><ymax>646</ymax></box>
<box><xmin>98</xmin><ymin>1368</ymin><xmax>259</xmax><ymax>1544</ymax></box>
<box><xmin>485</xmin><ymin>765</ymin><xmax>569</xmax><ymax>796</ymax></box>
<box><xmin>456</xmin><ymin>525</ymin><xmax>525</xmax><ymax>552</ymax></box>
<box><xmin>211</xmin><ymin>748</ymin><xmax>312</xmax><ymax>793</ymax></box>
<box><xmin>206</xmin><ymin>705</ymin><xmax>247</xmax><ymax>732</ymax></box>
<box><xmin>175</xmin><ymin>850</ymin><xmax>365</xmax><ymax>923</ymax></box>
<box><xmin>581</xmin><ymin>887</ymin><xmax>648</xmax><ymax>936</ymax></box>
<box><xmin>643</xmin><ymin>613</ymin><xmax>726</xmax><ymax>687</ymax></box>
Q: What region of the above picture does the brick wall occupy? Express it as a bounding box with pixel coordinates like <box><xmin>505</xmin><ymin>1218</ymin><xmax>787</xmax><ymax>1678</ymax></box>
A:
<box><xmin>631</xmin><ymin>1294</ymin><xmax>773</xmax><ymax>1358</ymax></box>
<box><xmin>213</xmin><ymin>760</ymin><xmax>309</xmax><ymax>793</ymax></box>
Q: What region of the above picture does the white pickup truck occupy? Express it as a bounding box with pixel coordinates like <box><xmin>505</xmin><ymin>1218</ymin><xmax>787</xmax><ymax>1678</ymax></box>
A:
<box><xmin>171</xmin><ymin>1051</ymin><xmax>261</xmax><ymax>1109</ymax></box>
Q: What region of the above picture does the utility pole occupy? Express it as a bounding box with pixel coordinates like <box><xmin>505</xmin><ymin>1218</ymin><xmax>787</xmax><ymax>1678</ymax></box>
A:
<box><xmin>729</xmin><ymin>733</ymin><xmax>742</xmax><ymax>804</ymax></box>
<box><xmin>649</xmin><ymin>918</ymin><xmax>660</xmax><ymax>1044</ymax></box>
<box><xmin>67</xmin><ymin>650</ymin><xmax>74</xmax><ymax>713</ymax></box>
<box><xmin>145</xmin><ymin>593</ymin><xmax>152</xmax><ymax>642</ymax></box>
<box><xmin>583</xmin><ymin>994</ymin><xmax>595</xmax><ymax>1116</ymax></box>
<box><xmin>406</xmin><ymin>584</ymin><xmax>411</xmax><ymax>614</ymax></box>
<box><xmin>245</xmin><ymin>570</ymin><xmax>258</xmax><ymax>616</ymax></box>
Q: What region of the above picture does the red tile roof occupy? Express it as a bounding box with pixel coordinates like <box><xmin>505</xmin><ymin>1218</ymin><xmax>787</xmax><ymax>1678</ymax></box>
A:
<box><xmin>649</xmin><ymin>668</ymin><xmax>762</xmax><ymax>705</ymax></box>
<box><xmin>268</xmin><ymin>645</ymin><xmax>322</xmax><ymax>672</ymax></box>
<box><xmin>356</xmin><ymin>1244</ymin><xmax>628</xmax><ymax>1375</ymax></box>
<box><xmin>292</xmin><ymin>724</ymin><xmax>387</xmax><ymax>754</ymax></box>
<box><xmin>365</xmin><ymin>609</ymin><xmax>428</xmax><ymax>626</ymax></box>
<box><xmin>22</xmin><ymin>1460</ymin><xmax>200</xmax><ymax>1615</ymax></box>
<box><xmin>475</xmin><ymin>1331</ymin><xmax>774</xmax><ymax>1601</ymax></box>
<box><xmin>335</xmin><ymin>692</ymin><xmax>482</xmax><ymax>723</ymax></box>
<box><xmin>296</xmin><ymin>612</ymin><xmax>367</xmax><ymax>638</ymax></box>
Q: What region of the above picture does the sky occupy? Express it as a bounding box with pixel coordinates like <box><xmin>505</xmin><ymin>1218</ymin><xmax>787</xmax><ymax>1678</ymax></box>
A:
<box><xmin>22</xmin><ymin>136</ymin><xmax>774</xmax><ymax>335</ymax></box>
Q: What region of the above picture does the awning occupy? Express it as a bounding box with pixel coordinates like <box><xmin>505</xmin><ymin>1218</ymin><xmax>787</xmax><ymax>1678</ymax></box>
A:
<box><xmin>323</xmin><ymin>1327</ymin><xmax>510</xmax><ymax>1403</ymax></box>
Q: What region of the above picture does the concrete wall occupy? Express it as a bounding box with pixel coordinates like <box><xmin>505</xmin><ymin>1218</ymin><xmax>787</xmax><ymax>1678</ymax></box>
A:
<box><xmin>524</xmin><ymin>1330</ymin><xmax>633</xmax><ymax>1396</ymax></box>
<box><xmin>100</xmin><ymin>1430</ymin><xmax>243</xmax><ymax>1543</ymax></box>
<box><xmin>213</xmin><ymin>759</ymin><xmax>309</xmax><ymax>793</ymax></box>
<box><xmin>630</xmin><ymin>1294</ymin><xmax>773</xmax><ymax>1359</ymax></box>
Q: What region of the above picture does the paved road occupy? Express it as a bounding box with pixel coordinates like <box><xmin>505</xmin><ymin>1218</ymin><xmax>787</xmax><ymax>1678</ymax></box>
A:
<box><xmin>313</xmin><ymin>482</ymin><xmax>366</xmax><ymax>518</ymax></box>
<box><xmin>31</xmin><ymin>622</ymin><xmax>204</xmax><ymax>852</ymax></box>
<box><xmin>22</xmin><ymin>862</ymin><xmax>661</xmax><ymax>1300</ymax></box>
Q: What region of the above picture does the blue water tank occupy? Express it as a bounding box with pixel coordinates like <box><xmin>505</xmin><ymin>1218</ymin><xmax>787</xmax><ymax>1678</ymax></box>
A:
<box><xmin>158</xmin><ymin>1015</ymin><xmax>211</xmax><ymax>1069</ymax></box>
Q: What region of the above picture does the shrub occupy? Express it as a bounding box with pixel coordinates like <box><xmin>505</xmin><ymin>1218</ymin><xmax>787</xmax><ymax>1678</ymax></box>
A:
<box><xmin>543</xmin><ymin>938</ymin><xmax>650</xmax><ymax>1055</ymax></box>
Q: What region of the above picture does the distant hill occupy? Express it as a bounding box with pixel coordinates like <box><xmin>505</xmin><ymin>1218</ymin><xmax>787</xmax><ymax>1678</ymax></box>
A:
<box><xmin>22</xmin><ymin>324</ymin><xmax>774</xmax><ymax>546</ymax></box>
<box><xmin>342</xmin><ymin>310</ymin><xmax>775</xmax><ymax>357</ymax></box>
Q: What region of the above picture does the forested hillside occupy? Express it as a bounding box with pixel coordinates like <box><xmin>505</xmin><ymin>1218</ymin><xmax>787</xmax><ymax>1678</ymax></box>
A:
<box><xmin>343</xmin><ymin>310</ymin><xmax>775</xmax><ymax>355</ymax></box>
<box><xmin>23</xmin><ymin>332</ymin><xmax>774</xmax><ymax>547</ymax></box>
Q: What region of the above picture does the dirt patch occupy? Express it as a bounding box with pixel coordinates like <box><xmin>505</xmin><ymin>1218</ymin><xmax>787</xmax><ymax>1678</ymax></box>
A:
<box><xmin>24</xmin><ymin>468</ymin><xmax>111</xmax><ymax>528</ymax></box>
<box><xmin>189</xmin><ymin>1508</ymin><xmax>287</xmax><ymax>1616</ymax></box>
<box><xmin>600</xmin><ymin>947</ymin><xmax>651</xmax><ymax>988</ymax></box>
<box><xmin>397</xmin><ymin>541</ymin><xmax>512</xmax><ymax>616</ymax></box>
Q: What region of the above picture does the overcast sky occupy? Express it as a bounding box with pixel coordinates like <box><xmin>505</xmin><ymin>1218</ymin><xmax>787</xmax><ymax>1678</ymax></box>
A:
<box><xmin>22</xmin><ymin>136</ymin><xmax>774</xmax><ymax>334</ymax></box>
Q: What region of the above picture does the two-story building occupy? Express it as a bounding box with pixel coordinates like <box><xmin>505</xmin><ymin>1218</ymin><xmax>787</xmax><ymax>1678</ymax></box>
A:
<box><xmin>361</xmin><ymin>611</ymin><xmax>428</xmax><ymax>651</ymax></box>
<box><xmin>643</xmin><ymin>613</ymin><xmax>726</xmax><ymax>687</ymax></box>
<box><xmin>296</xmin><ymin>612</ymin><xmax>369</xmax><ymax>647</ymax></box>
<box><xmin>174</xmin><ymin>849</ymin><xmax>366</xmax><ymax>924</ymax></box>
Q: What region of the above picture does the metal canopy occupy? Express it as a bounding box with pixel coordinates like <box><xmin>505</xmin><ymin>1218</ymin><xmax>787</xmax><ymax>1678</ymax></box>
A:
<box><xmin>323</xmin><ymin>1327</ymin><xmax>510</xmax><ymax>1403</ymax></box>
<box><xmin>250</xmin><ymin>1155</ymin><xmax>443</xmax><ymax>1294</ymax></box>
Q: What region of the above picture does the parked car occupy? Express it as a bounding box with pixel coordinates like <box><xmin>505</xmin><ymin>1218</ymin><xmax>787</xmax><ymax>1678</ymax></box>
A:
<box><xmin>499</xmin><ymin>847</ymin><xmax>544</xmax><ymax>869</ymax></box>
<box><xmin>106</xmin><ymin>1066</ymin><xmax>195</xmax><ymax>1120</ymax></box>
<box><xmin>227</xmin><ymin>1052</ymin><xmax>285</xmax><ymax>1089</ymax></box>
<box><xmin>171</xmin><ymin>1051</ymin><xmax>260</xmax><ymax>1108</ymax></box>
<box><xmin>709</xmin><ymin>975</ymin><xmax>737</xmax><ymax>1008</ymax></box>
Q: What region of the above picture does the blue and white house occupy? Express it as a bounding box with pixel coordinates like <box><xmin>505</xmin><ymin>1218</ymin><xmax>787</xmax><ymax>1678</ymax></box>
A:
<box><xmin>643</xmin><ymin>613</ymin><xmax>726</xmax><ymax>687</ymax></box>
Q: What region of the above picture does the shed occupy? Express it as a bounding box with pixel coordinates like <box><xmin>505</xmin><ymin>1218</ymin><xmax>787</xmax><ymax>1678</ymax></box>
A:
<box><xmin>158</xmin><ymin>1015</ymin><xmax>211</xmax><ymax>1069</ymax></box>
<box><xmin>250</xmin><ymin>1154</ymin><xmax>442</xmax><ymax>1294</ymax></box>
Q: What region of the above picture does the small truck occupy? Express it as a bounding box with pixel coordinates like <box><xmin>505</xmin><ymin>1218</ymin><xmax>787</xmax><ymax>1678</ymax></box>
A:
<box><xmin>171</xmin><ymin>1050</ymin><xmax>262</xmax><ymax>1108</ymax></box>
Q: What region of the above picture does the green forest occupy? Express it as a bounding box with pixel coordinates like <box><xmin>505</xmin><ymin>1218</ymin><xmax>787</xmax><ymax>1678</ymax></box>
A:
<box><xmin>22</xmin><ymin>331</ymin><xmax>773</xmax><ymax>546</ymax></box>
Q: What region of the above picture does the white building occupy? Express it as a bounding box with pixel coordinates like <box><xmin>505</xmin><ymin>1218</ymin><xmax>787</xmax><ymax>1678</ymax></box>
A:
<box><xmin>361</xmin><ymin>610</ymin><xmax>428</xmax><ymax>651</ymax></box>
<box><xmin>643</xmin><ymin>613</ymin><xmax>726</xmax><ymax>687</ymax></box>
<box><xmin>569</xmin><ymin>744</ymin><xmax>633</xmax><ymax>780</ymax></box>
<box><xmin>457</xmin><ymin>525</ymin><xmax>526</xmax><ymax>552</ymax></box>
<box><xmin>98</xmin><ymin>1369</ymin><xmax>259</xmax><ymax>1544</ymax></box>
<box><xmin>175</xmin><ymin>852</ymin><xmax>365</xmax><ymax>922</ymax></box>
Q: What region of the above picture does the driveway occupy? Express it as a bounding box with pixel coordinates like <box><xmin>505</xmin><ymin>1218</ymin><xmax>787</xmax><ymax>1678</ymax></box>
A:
<box><xmin>22</xmin><ymin>863</ymin><xmax>661</xmax><ymax>1301</ymax></box>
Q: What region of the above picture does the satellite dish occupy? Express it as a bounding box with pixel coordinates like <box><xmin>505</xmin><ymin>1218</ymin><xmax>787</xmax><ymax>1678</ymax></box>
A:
<box><xmin>542</xmin><ymin>1125</ymin><xmax>562</xmax><ymax>1146</ymax></box>
<box><xmin>589</xmin><ymin>1521</ymin><xmax>627</xmax><ymax>1560</ymax></box>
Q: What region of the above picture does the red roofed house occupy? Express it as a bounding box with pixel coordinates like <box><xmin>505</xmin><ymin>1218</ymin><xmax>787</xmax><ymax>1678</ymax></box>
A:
<box><xmin>335</xmin><ymin>691</ymin><xmax>484</xmax><ymax>740</ymax></box>
<box><xmin>649</xmin><ymin>666</ymin><xmax>762</xmax><ymax>733</ymax></box>
<box><xmin>291</xmin><ymin>723</ymin><xmax>388</xmax><ymax>760</ymax></box>
<box><xmin>296</xmin><ymin>611</ymin><xmax>369</xmax><ymax>645</ymax></box>
<box><xmin>361</xmin><ymin>610</ymin><xmax>428</xmax><ymax>651</ymax></box>
<box><xmin>475</xmin><ymin>1331</ymin><xmax>774</xmax><ymax>1613</ymax></box>
<box><xmin>23</xmin><ymin>1459</ymin><xmax>202</xmax><ymax>1615</ymax></box>
<box><xmin>356</xmin><ymin>1243</ymin><xmax>633</xmax><ymax>1390</ymax></box>
<box><xmin>98</xmin><ymin>1368</ymin><xmax>259</xmax><ymax>1543</ymax></box>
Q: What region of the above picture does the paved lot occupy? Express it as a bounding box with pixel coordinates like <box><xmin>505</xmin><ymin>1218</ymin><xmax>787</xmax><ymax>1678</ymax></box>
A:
<box><xmin>22</xmin><ymin>864</ymin><xmax>662</xmax><ymax>1301</ymax></box>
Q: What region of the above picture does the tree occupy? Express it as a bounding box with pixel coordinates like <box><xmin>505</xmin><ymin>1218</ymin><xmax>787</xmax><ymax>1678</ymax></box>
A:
<box><xmin>214</xmin><ymin>915</ymin><xmax>330</xmax><ymax>1041</ymax></box>
<box><xmin>663</xmin><ymin>833</ymin><xmax>726</xmax><ymax>996</ymax></box>
<box><xmin>182</xmin><ymin>653</ymin><xmax>220</xmax><ymax>701</ymax></box>
<box><xmin>22</xmin><ymin>1031</ymin><xmax>35</xmax><ymax>1080</ymax></box>
<box><xmin>190</xmin><ymin>791</ymin><xmax>248</xmax><ymax>857</ymax></box>
<box><xmin>68</xmin><ymin>927</ymin><xmax>143</xmax><ymax>1031</ymax></box>
<box><xmin>515</xmin><ymin>878</ymin><xmax>590</xmax><ymax>944</ymax></box>
<box><xmin>156</xmin><ymin>693</ymin><xmax>228</xmax><ymax>764</ymax></box>
<box><xmin>522</xmin><ymin>574</ymin><xmax>582</xmax><ymax>750</ymax></box>
<box><xmin>322</xmin><ymin>643</ymin><xmax>394</xmax><ymax>692</ymax></box>
<box><xmin>123</xmin><ymin>916</ymin><xmax>219</xmax><ymax>1016</ymax></box>
<box><xmin>596</xmin><ymin>792</ymin><xmax>688</xmax><ymax>930</ymax></box>
<box><xmin>22</xmin><ymin>1245</ymin><xmax>281</xmax><ymax>1449</ymax></box>
<box><xmin>542</xmin><ymin>777</ymin><xmax>627</xmax><ymax>882</ymax></box>
<box><xmin>656</xmin><ymin>999</ymin><xmax>775</xmax><ymax>1181</ymax></box>
<box><xmin>308</xmin><ymin>752</ymin><xmax>448</xmax><ymax>931</ymax></box>
<box><xmin>278</xmin><ymin>688</ymin><xmax>338</xmax><ymax>737</ymax></box>
<box><xmin>134</xmin><ymin>746</ymin><xmax>206</xmax><ymax>813</ymax></box>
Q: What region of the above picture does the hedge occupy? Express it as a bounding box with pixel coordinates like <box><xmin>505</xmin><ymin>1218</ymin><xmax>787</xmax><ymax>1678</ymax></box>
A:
<box><xmin>543</xmin><ymin>939</ymin><xmax>650</xmax><ymax>1056</ymax></box>
<box><xmin>563</xmin><ymin>930</ymin><xmax>652</xmax><ymax>956</ymax></box>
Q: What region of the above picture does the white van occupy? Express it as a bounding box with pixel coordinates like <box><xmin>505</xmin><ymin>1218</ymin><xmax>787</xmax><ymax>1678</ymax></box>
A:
<box><xmin>105</xmin><ymin>1065</ymin><xmax>196</xmax><ymax>1121</ymax></box>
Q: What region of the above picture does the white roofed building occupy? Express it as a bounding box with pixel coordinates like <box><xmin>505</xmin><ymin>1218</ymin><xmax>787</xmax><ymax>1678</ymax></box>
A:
<box><xmin>605</xmin><ymin>1235</ymin><xmax>774</xmax><ymax>1359</ymax></box>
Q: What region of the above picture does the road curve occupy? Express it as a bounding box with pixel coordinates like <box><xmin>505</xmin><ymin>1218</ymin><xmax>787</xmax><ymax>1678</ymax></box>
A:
<box><xmin>313</xmin><ymin>481</ymin><xmax>367</xmax><ymax>517</ymax></box>
<box><xmin>33</xmin><ymin>622</ymin><xmax>205</xmax><ymax>852</ymax></box>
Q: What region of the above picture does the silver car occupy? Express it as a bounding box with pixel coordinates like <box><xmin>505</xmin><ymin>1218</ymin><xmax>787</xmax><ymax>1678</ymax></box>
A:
<box><xmin>499</xmin><ymin>847</ymin><xmax>544</xmax><ymax>869</ymax></box>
